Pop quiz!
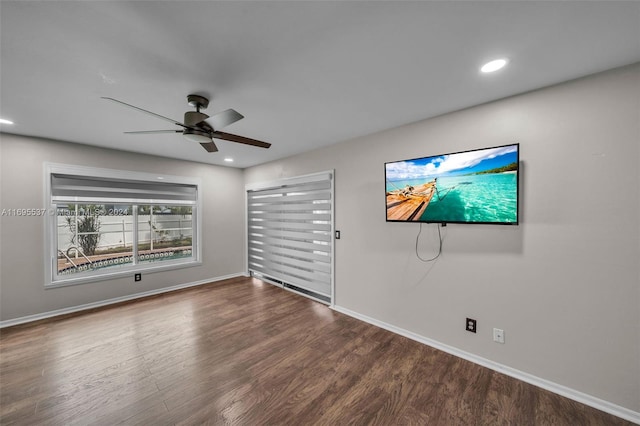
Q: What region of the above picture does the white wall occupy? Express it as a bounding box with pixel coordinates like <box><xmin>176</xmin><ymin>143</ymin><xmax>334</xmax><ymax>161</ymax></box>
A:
<box><xmin>244</xmin><ymin>64</ymin><xmax>640</xmax><ymax>412</ymax></box>
<box><xmin>0</xmin><ymin>135</ymin><xmax>246</xmax><ymax>320</ymax></box>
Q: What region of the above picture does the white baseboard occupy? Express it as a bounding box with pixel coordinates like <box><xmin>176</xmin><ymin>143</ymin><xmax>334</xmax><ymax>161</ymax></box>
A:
<box><xmin>0</xmin><ymin>273</ymin><xmax>244</xmax><ymax>329</ymax></box>
<box><xmin>332</xmin><ymin>305</ymin><xmax>640</xmax><ymax>425</ymax></box>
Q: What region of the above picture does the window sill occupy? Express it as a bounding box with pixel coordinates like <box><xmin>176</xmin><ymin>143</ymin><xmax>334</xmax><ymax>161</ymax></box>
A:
<box><xmin>45</xmin><ymin>259</ymin><xmax>202</xmax><ymax>289</ymax></box>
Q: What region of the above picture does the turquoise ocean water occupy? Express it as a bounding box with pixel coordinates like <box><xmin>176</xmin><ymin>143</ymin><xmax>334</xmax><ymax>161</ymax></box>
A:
<box><xmin>386</xmin><ymin>172</ymin><xmax>517</xmax><ymax>223</ymax></box>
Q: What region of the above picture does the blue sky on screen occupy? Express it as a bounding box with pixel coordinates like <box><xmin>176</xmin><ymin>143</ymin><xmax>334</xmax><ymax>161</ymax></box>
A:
<box><xmin>386</xmin><ymin>144</ymin><xmax>518</xmax><ymax>181</ymax></box>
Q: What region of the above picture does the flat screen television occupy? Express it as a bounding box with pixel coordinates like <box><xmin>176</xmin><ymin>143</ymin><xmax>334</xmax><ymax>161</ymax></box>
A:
<box><xmin>385</xmin><ymin>143</ymin><xmax>519</xmax><ymax>225</ymax></box>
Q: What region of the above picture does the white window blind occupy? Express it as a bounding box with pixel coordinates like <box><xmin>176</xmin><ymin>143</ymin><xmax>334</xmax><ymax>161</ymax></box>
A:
<box><xmin>247</xmin><ymin>172</ymin><xmax>334</xmax><ymax>304</ymax></box>
<box><xmin>51</xmin><ymin>174</ymin><xmax>197</xmax><ymax>205</ymax></box>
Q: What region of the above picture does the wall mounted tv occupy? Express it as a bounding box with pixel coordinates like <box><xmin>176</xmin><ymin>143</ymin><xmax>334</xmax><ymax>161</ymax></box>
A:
<box><xmin>385</xmin><ymin>143</ymin><xmax>519</xmax><ymax>225</ymax></box>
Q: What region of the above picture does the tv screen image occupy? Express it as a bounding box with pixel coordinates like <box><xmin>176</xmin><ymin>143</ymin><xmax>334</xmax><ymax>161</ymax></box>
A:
<box><xmin>385</xmin><ymin>143</ymin><xmax>519</xmax><ymax>224</ymax></box>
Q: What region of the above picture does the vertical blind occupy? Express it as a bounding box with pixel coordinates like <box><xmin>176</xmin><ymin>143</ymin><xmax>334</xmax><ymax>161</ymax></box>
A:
<box><xmin>247</xmin><ymin>172</ymin><xmax>333</xmax><ymax>303</ymax></box>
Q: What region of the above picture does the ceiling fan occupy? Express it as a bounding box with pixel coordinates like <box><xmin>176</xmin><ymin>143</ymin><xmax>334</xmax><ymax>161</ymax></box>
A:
<box><xmin>102</xmin><ymin>94</ymin><xmax>271</xmax><ymax>153</ymax></box>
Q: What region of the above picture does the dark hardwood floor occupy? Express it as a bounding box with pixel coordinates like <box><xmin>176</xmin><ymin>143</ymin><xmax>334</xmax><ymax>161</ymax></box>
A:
<box><xmin>0</xmin><ymin>277</ymin><xmax>632</xmax><ymax>425</ymax></box>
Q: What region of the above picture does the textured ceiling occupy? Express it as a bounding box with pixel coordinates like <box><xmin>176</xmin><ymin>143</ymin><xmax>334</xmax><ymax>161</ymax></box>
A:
<box><xmin>1</xmin><ymin>1</ymin><xmax>639</xmax><ymax>168</ymax></box>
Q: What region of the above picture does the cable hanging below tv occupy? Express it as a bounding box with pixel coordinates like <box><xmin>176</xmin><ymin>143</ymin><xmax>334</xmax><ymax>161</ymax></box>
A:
<box><xmin>385</xmin><ymin>143</ymin><xmax>519</xmax><ymax>225</ymax></box>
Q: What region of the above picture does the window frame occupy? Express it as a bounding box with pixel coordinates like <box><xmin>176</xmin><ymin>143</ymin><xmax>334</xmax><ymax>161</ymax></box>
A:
<box><xmin>44</xmin><ymin>163</ymin><xmax>202</xmax><ymax>288</ymax></box>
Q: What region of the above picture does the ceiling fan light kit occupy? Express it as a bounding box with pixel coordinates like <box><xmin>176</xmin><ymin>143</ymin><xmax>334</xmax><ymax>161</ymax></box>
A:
<box><xmin>183</xmin><ymin>128</ymin><xmax>212</xmax><ymax>144</ymax></box>
<box><xmin>102</xmin><ymin>94</ymin><xmax>271</xmax><ymax>153</ymax></box>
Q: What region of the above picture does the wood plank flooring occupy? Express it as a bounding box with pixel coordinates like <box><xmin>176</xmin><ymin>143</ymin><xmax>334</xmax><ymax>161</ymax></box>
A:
<box><xmin>0</xmin><ymin>277</ymin><xmax>632</xmax><ymax>425</ymax></box>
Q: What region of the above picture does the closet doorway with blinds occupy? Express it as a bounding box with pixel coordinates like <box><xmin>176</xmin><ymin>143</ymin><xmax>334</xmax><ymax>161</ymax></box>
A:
<box><xmin>246</xmin><ymin>171</ymin><xmax>334</xmax><ymax>305</ymax></box>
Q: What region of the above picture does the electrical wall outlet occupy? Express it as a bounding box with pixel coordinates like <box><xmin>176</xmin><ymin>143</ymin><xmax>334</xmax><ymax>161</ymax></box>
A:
<box><xmin>134</xmin><ymin>273</ymin><xmax>141</xmax><ymax>282</ymax></box>
<box><xmin>466</xmin><ymin>318</ymin><xmax>477</xmax><ymax>333</ymax></box>
<box><xmin>493</xmin><ymin>328</ymin><xmax>505</xmax><ymax>344</ymax></box>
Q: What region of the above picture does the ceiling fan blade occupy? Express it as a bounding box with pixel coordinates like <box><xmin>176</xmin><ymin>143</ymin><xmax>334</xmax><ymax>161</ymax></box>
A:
<box><xmin>102</xmin><ymin>97</ymin><xmax>187</xmax><ymax>128</ymax></box>
<box><xmin>212</xmin><ymin>131</ymin><xmax>271</xmax><ymax>149</ymax></box>
<box><xmin>205</xmin><ymin>109</ymin><xmax>244</xmax><ymax>130</ymax></box>
<box><xmin>124</xmin><ymin>130</ymin><xmax>183</xmax><ymax>134</ymax></box>
<box><xmin>200</xmin><ymin>141</ymin><xmax>218</xmax><ymax>152</ymax></box>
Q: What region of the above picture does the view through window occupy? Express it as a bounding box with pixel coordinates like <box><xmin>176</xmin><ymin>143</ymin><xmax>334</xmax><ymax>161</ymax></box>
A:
<box><xmin>56</xmin><ymin>204</ymin><xmax>193</xmax><ymax>277</ymax></box>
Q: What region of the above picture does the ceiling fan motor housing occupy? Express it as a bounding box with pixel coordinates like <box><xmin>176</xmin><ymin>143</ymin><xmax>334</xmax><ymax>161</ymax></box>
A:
<box><xmin>184</xmin><ymin>111</ymin><xmax>209</xmax><ymax>128</ymax></box>
<box><xmin>183</xmin><ymin>110</ymin><xmax>212</xmax><ymax>143</ymax></box>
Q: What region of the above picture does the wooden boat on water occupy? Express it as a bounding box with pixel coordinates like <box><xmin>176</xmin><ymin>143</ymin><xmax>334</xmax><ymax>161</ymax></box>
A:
<box><xmin>386</xmin><ymin>180</ymin><xmax>437</xmax><ymax>221</ymax></box>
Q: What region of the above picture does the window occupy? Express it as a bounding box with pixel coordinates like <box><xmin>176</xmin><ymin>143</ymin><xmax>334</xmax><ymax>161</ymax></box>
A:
<box><xmin>46</xmin><ymin>164</ymin><xmax>201</xmax><ymax>287</ymax></box>
<box><xmin>136</xmin><ymin>205</ymin><xmax>193</xmax><ymax>266</ymax></box>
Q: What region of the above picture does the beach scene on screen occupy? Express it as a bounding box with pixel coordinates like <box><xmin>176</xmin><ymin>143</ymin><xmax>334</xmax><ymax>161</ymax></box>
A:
<box><xmin>385</xmin><ymin>144</ymin><xmax>518</xmax><ymax>223</ymax></box>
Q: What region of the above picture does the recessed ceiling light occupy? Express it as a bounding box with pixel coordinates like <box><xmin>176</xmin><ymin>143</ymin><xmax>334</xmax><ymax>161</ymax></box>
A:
<box><xmin>481</xmin><ymin>58</ymin><xmax>508</xmax><ymax>73</ymax></box>
<box><xmin>224</xmin><ymin>158</ymin><xmax>234</xmax><ymax>162</ymax></box>
<box><xmin>0</xmin><ymin>118</ymin><xmax>14</xmax><ymax>125</ymax></box>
